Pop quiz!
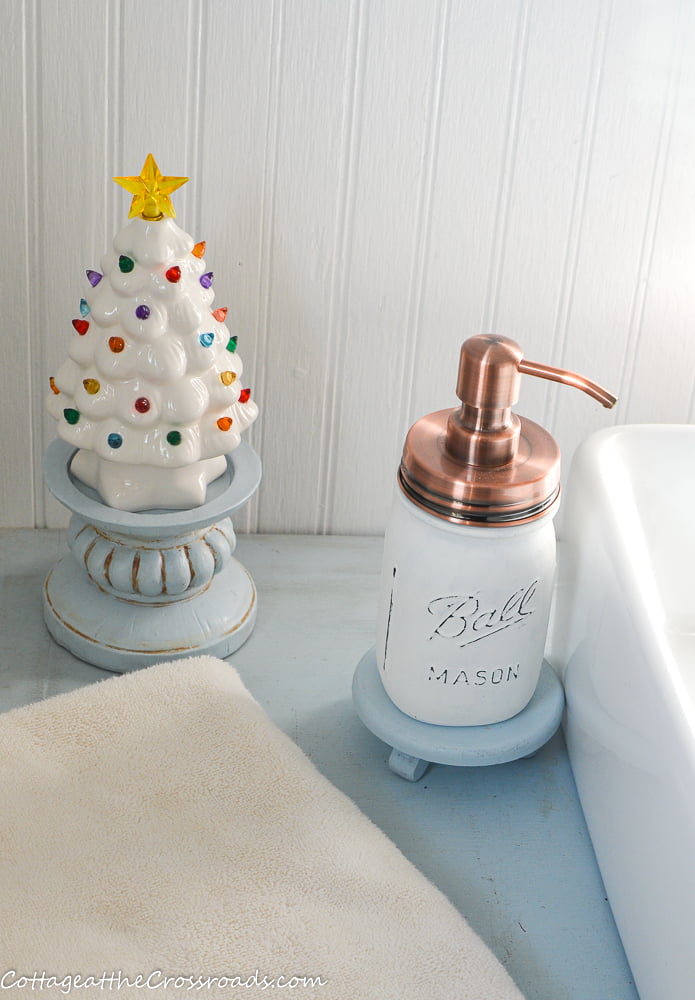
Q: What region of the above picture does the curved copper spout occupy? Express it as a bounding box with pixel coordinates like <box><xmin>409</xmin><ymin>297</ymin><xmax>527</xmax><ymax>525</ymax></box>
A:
<box><xmin>446</xmin><ymin>336</ymin><xmax>617</xmax><ymax>468</ymax></box>
<box><xmin>400</xmin><ymin>334</ymin><xmax>618</xmax><ymax>525</ymax></box>
<box><xmin>518</xmin><ymin>359</ymin><xmax>617</xmax><ymax>409</ymax></box>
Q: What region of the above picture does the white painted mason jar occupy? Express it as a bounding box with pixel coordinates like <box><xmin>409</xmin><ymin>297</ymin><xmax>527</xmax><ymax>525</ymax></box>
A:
<box><xmin>375</xmin><ymin>487</ymin><xmax>557</xmax><ymax>726</ymax></box>
<box><xmin>371</xmin><ymin>334</ymin><xmax>616</xmax><ymax>728</ymax></box>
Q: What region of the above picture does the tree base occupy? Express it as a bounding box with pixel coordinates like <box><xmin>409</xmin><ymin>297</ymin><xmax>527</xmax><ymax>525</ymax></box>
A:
<box><xmin>71</xmin><ymin>450</ymin><xmax>228</xmax><ymax>512</ymax></box>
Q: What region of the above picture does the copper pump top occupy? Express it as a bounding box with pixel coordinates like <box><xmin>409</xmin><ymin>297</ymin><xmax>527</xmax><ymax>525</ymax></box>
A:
<box><xmin>399</xmin><ymin>335</ymin><xmax>617</xmax><ymax>526</ymax></box>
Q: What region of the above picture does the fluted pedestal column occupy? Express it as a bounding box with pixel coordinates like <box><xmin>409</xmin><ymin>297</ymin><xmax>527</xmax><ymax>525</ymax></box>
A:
<box><xmin>43</xmin><ymin>439</ymin><xmax>261</xmax><ymax>672</ymax></box>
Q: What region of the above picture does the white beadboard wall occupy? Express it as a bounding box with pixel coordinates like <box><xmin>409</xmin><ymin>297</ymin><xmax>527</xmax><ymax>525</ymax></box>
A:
<box><xmin>2</xmin><ymin>0</ymin><xmax>694</xmax><ymax>534</ymax></box>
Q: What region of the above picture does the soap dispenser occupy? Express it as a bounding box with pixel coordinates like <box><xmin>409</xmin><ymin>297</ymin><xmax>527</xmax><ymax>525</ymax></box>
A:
<box><xmin>375</xmin><ymin>334</ymin><xmax>616</xmax><ymax>727</ymax></box>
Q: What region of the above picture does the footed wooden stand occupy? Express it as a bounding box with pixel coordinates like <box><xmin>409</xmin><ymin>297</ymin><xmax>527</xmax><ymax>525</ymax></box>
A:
<box><xmin>353</xmin><ymin>648</ymin><xmax>564</xmax><ymax>780</ymax></box>
<box><xmin>43</xmin><ymin>439</ymin><xmax>261</xmax><ymax>673</ymax></box>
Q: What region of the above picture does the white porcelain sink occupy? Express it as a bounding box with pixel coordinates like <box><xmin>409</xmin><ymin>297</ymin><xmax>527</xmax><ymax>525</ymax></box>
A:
<box><xmin>551</xmin><ymin>424</ymin><xmax>695</xmax><ymax>1000</ymax></box>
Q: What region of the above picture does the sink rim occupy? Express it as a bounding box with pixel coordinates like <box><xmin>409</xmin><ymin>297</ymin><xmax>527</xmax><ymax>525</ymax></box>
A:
<box><xmin>566</xmin><ymin>421</ymin><xmax>695</xmax><ymax>766</ymax></box>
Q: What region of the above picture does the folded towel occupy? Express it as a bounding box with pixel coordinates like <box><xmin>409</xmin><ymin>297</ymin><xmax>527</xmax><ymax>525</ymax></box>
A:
<box><xmin>0</xmin><ymin>656</ymin><xmax>524</xmax><ymax>999</ymax></box>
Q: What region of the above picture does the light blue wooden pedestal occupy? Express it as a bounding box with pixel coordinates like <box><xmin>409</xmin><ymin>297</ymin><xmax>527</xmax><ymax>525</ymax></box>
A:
<box><xmin>42</xmin><ymin>439</ymin><xmax>261</xmax><ymax>673</ymax></box>
<box><xmin>353</xmin><ymin>648</ymin><xmax>564</xmax><ymax>780</ymax></box>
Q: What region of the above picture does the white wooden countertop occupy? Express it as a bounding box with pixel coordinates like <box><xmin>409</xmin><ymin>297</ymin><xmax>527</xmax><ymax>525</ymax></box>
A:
<box><xmin>0</xmin><ymin>530</ymin><xmax>638</xmax><ymax>1000</ymax></box>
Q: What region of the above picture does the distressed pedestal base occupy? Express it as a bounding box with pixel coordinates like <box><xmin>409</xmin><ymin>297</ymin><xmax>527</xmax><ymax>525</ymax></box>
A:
<box><xmin>43</xmin><ymin>439</ymin><xmax>261</xmax><ymax>673</ymax></box>
<box><xmin>352</xmin><ymin>648</ymin><xmax>564</xmax><ymax>780</ymax></box>
<box><xmin>44</xmin><ymin>555</ymin><xmax>256</xmax><ymax>672</ymax></box>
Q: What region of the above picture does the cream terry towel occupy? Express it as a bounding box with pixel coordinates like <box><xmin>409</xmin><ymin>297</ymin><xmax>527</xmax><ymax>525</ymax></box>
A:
<box><xmin>0</xmin><ymin>656</ymin><xmax>524</xmax><ymax>999</ymax></box>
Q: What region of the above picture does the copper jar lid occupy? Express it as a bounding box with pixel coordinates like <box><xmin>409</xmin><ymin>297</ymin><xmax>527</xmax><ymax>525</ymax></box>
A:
<box><xmin>400</xmin><ymin>409</ymin><xmax>561</xmax><ymax>525</ymax></box>
<box><xmin>398</xmin><ymin>335</ymin><xmax>616</xmax><ymax>527</ymax></box>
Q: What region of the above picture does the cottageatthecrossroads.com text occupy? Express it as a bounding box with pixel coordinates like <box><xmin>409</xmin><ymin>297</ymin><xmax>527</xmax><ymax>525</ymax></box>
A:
<box><xmin>0</xmin><ymin>971</ymin><xmax>328</xmax><ymax>993</ymax></box>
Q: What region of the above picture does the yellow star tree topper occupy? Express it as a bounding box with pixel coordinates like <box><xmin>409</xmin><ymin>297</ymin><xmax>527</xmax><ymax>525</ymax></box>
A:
<box><xmin>113</xmin><ymin>154</ymin><xmax>188</xmax><ymax>220</ymax></box>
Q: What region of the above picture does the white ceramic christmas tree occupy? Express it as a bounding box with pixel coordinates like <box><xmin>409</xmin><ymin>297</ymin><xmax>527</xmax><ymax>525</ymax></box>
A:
<box><xmin>42</xmin><ymin>156</ymin><xmax>262</xmax><ymax>671</ymax></box>
<box><xmin>47</xmin><ymin>154</ymin><xmax>258</xmax><ymax>512</ymax></box>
